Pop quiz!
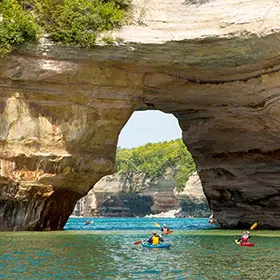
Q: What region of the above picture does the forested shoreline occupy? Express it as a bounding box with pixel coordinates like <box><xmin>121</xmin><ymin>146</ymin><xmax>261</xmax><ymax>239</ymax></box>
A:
<box><xmin>116</xmin><ymin>139</ymin><xmax>196</xmax><ymax>191</ymax></box>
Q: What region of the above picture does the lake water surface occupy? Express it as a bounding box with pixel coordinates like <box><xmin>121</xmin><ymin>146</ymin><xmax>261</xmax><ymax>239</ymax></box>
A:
<box><xmin>1</xmin><ymin>218</ymin><xmax>280</xmax><ymax>279</ymax></box>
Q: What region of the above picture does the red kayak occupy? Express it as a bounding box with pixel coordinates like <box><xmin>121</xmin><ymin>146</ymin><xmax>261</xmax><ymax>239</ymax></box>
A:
<box><xmin>240</xmin><ymin>242</ymin><xmax>254</xmax><ymax>247</ymax></box>
<box><xmin>235</xmin><ymin>240</ymin><xmax>254</xmax><ymax>246</ymax></box>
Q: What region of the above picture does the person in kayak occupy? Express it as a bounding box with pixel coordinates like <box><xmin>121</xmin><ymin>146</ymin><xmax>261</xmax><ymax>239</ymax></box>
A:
<box><xmin>160</xmin><ymin>224</ymin><xmax>170</xmax><ymax>234</ymax></box>
<box><xmin>238</xmin><ymin>231</ymin><xmax>251</xmax><ymax>243</ymax></box>
<box><xmin>147</xmin><ymin>231</ymin><xmax>164</xmax><ymax>245</ymax></box>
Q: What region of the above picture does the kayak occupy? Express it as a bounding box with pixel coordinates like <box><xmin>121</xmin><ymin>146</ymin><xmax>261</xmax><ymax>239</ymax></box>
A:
<box><xmin>141</xmin><ymin>243</ymin><xmax>170</xmax><ymax>249</ymax></box>
<box><xmin>235</xmin><ymin>240</ymin><xmax>254</xmax><ymax>247</ymax></box>
<box><xmin>239</xmin><ymin>242</ymin><xmax>254</xmax><ymax>247</ymax></box>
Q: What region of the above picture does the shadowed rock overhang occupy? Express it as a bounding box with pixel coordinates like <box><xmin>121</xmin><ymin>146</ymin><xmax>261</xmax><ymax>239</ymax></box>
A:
<box><xmin>0</xmin><ymin>0</ymin><xmax>280</xmax><ymax>230</ymax></box>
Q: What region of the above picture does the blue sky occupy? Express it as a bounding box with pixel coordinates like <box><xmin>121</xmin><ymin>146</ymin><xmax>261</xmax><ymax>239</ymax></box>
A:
<box><xmin>117</xmin><ymin>111</ymin><xmax>182</xmax><ymax>148</ymax></box>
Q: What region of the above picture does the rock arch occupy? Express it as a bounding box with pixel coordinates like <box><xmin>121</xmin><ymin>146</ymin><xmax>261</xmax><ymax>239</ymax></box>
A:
<box><xmin>1</xmin><ymin>0</ymin><xmax>280</xmax><ymax>230</ymax></box>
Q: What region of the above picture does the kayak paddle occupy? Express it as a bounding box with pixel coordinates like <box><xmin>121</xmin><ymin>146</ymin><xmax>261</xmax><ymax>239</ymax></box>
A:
<box><xmin>133</xmin><ymin>240</ymin><xmax>143</xmax><ymax>245</ymax></box>
<box><xmin>250</xmin><ymin>222</ymin><xmax>257</xmax><ymax>230</ymax></box>
<box><xmin>154</xmin><ymin>222</ymin><xmax>160</xmax><ymax>227</ymax></box>
<box><xmin>234</xmin><ymin>222</ymin><xmax>257</xmax><ymax>245</ymax></box>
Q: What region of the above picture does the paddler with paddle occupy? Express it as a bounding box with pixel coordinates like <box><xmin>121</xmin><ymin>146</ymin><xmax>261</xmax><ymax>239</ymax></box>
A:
<box><xmin>154</xmin><ymin>222</ymin><xmax>174</xmax><ymax>235</ymax></box>
<box><xmin>147</xmin><ymin>231</ymin><xmax>164</xmax><ymax>245</ymax></box>
<box><xmin>133</xmin><ymin>223</ymin><xmax>174</xmax><ymax>246</ymax></box>
<box><xmin>235</xmin><ymin>222</ymin><xmax>257</xmax><ymax>246</ymax></box>
<box><xmin>133</xmin><ymin>231</ymin><xmax>164</xmax><ymax>245</ymax></box>
<box><xmin>161</xmin><ymin>224</ymin><xmax>170</xmax><ymax>234</ymax></box>
<box><xmin>237</xmin><ymin>231</ymin><xmax>251</xmax><ymax>244</ymax></box>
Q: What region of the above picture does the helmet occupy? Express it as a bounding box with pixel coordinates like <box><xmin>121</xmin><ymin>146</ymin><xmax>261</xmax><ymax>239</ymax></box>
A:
<box><xmin>163</xmin><ymin>224</ymin><xmax>167</xmax><ymax>227</ymax></box>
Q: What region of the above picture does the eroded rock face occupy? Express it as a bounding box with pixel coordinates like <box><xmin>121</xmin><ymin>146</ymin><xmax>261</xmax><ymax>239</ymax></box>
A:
<box><xmin>72</xmin><ymin>171</ymin><xmax>209</xmax><ymax>218</ymax></box>
<box><xmin>175</xmin><ymin>172</ymin><xmax>210</xmax><ymax>218</ymax></box>
<box><xmin>1</xmin><ymin>0</ymin><xmax>280</xmax><ymax>229</ymax></box>
<box><xmin>73</xmin><ymin>171</ymin><xmax>181</xmax><ymax>217</ymax></box>
<box><xmin>0</xmin><ymin>62</ymin><xmax>136</xmax><ymax>230</ymax></box>
<box><xmin>79</xmin><ymin>173</ymin><xmax>154</xmax><ymax>217</ymax></box>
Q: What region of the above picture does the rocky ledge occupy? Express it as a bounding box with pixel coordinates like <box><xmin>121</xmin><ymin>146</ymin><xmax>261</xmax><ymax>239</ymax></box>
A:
<box><xmin>1</xmin><ymin>0</ymin><xmax>280</xmax><ymax>230</ymax></box>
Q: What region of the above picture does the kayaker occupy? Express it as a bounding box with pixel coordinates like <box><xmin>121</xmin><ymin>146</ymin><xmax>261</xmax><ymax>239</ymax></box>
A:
<box><xmin>238</xmin><ymin>231</ymin><xmax>250</xmax><ymax>243</ymax></box>
<box><xmin>160</xmin><ymin>224</ymin><xmax>170</xmax><ymax>234</ymax></box>
<box><xmin>147</xmin><ymin>231</ymin><xmax>164</xmax><ymax>245</ymax></box>
<box><xmin>85</xmin><ymin>220</ymin><xmax>90</xmax><ymax>225</ymax></box>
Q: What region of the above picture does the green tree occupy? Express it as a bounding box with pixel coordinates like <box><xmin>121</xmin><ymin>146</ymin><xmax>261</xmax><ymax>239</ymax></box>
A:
<box><xmin>32</xmin><ymin>0</ymin><xmax>126</xmax><ymax>46</ymax></box>
<box><xmin>116</xmin><ymin>139</ymin><xmax>196</xmax><ymax>189</ymax></box>
<box><xmin>0</xmin><ymin>0</ymin><xmax>40</xmax><ymax>55</ymax></box>
<box><xmin>0</xmin><ymin>0</ymin><xmax>131</xmax><ymax>55</ymax></box>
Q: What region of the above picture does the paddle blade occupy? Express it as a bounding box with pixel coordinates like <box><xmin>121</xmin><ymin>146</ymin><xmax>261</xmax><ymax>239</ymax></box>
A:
<box><xmin>165</xmin><ymin>230</ymin><xmax>174</xmax><ymax>235</ymax></box>
<box><xmin>133</xmin><ymin>240</ymin><xmax>142</xmax><ymax>245</ymax></box>
<box><xmin>154</xmin><ymin>222</ymin><xmax>160</xmax><ymax>227</ymax></box>
<box><xmin>235</xmin><ymin>239</ymin><xmax>241</xmax><ymax>245</ymax></box>
<box><xmin>250</xmin><ymin>222</ymin><xmax>258</xmax><ymax>230</ymax></box>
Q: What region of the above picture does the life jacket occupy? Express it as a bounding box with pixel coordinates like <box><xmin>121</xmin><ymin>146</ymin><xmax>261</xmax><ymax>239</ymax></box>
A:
<box><xmin>152</xmin><ymin>236</ymin><xmax>160</xmax><ymax>245</ymax></box>
<box><xmin>241</xmin><ymin>234</ymin><xmax>249</xmax><ymax>242</ymax></box>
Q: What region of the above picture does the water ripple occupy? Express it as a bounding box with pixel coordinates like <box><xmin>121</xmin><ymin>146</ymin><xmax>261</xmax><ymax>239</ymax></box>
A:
<box><xmin>1</xmin><ymin>218</ymin><xmax>279</xmax><ymax>279</ymax></box>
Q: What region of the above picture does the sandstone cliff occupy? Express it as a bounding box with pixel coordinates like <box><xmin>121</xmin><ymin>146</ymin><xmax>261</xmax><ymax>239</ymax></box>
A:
<box><xmin>73</xmin><ymin>171</ymin><xmax>210</xmax><ymax>218</ymax></box>
<box><xmin>1</xmin><ymin>0</ymin><xmax>280</xmax><ymax>230</ymax></box>
<box><xmin>175</xmin><ymin>172</ymin><xmax>210</xmax><ymax>218</ymax></box>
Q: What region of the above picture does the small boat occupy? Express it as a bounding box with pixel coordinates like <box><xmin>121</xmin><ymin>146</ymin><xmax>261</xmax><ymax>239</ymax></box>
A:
<box><xmin>141</xmin><ymin>242</ymin><xmax>170</xmax><ymax>249</ymax></box>
<box><xmin>235</xmin><ymin>240</ymin><xmax>254</xmax><ymax>247</ymax></box>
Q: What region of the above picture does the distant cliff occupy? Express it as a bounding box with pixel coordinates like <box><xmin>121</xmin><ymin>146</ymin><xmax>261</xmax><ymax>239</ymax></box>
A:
<box><xmin>175</xmin><ymin>171</ymin><xmax>210</xmax><ymax>217</ymax></box>
<box><xmin>72</xmin><ymin>169</ymin><xmax>210</xmax><ymax>218</ymax></box>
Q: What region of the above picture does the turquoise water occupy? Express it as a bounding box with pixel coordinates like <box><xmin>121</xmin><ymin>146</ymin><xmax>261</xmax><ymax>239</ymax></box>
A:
<box><xmin>1</xmin><ymin>218</ymin><xmax>280</xmax><ymax>279</ymax></box>
<box><xmin>64</xmin><ymin>217</ymin><xmax>217</xmax><ymax>231</ymax></box>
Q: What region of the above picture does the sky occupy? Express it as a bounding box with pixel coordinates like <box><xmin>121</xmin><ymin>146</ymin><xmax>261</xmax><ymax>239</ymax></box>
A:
<box><xmin>117</xmin><ymin>111</ymin><xmax>182</xmax><ymax>149</ymax></box>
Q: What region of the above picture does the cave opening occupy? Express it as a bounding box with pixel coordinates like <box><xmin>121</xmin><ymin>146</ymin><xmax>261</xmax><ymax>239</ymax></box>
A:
<box><xmin>73</xmin><ymin>110</ymin><xmax>210</xmax><ymax>219</ymax></box>
<box><xmin>117</xmin><ymin>110</ymin><xmax>181</xmax><ymax>149</ymax></box>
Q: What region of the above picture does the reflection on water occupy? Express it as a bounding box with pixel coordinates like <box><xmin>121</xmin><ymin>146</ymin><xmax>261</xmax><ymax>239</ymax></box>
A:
<box><xmin>1</xmin><ymin>218</ymin><xmax>280</xmax><ymax>279</ymax></box>
<box><xmin>1</xmin><ymin>232</ymin><xmax>280</xmax><ymax>279</ymax></box>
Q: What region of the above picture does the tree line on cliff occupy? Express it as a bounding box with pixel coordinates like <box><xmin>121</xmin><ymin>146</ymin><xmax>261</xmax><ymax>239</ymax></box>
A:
<box><xmin>116</xmin><ymin>139</ymin><xmax>196</xmax><ymax>191</ymax></box>
<box><xmin>0</xmin><ymin>0</ymin><xmax>131</xmax><ymax>56</ymax></box>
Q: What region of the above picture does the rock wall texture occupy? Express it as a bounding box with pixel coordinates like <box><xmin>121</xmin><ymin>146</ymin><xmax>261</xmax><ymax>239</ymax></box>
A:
<box><xmin>80</xmin><ymin>173</ymin><xmax>155</xmax><ymax>217</ymax></box>
<box><xmin>72</xmin><ymin>171</ymin><xmax>209</xmax><ymax>218</ymax></box>
<box><xmin>175</xmin><ymin>172</ymin><xmax>210</xmax><ymax>217</ymax></box>
<box><xmin>1</xmin><ymin>0</ymin><xmax>280</xmax><ymax>230</ymax></box>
